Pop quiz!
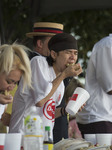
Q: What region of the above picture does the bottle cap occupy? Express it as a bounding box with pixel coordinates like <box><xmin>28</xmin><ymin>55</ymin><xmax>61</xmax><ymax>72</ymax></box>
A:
<box><xmin>30</xmin><ymin>106</ymin><xmax>37</xmax><ymax>112</ymax></box>
<box><xmin>45</xmin><ymin>126</ymin><xmax>50</xmax><ymax>131</ymax></box>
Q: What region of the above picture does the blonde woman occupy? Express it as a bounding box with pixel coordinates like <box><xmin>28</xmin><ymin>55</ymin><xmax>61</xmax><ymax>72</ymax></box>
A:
<box><xmin>0</xmin><ymin>43</ymin><xmax>32</xmax><ymax>119</ymax></box>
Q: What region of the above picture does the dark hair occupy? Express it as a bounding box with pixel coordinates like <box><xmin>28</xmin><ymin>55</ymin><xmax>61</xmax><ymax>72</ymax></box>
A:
<box><xmin>33</xmin><ymin>36</ymin><xmax>48</xmax><ymax>47</ymax></box>
<box><xmin>46</xmin><ymin>52</ymin><xmax>59</xmax><ymax>66</ymax></box>
<box><xmin>47</xmin><ymin>33</ymin><xmax>78</xmax><ymax>66</ymax></box>
<box><xmin>46</xmin><ymin>55</ymin><xmax>54</xmax><ymax>66</ymax></box>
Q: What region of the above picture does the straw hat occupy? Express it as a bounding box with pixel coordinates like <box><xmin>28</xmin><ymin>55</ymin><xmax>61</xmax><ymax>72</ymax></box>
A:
<box><xmin>26</xmin><ymin>22</ymin><xmax>64</xmax><ymax>38</ymax></box>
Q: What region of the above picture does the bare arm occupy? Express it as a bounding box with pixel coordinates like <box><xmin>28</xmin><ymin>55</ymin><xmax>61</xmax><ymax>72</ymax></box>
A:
<box><xmin>55</xmin><ymin>107</ymin><xmax>65</xmax><ymax>118</ymax></box>
<box><xmin>36</xmin><ymin>72</ymin><xmax>66</xmax><ymax>107</ymax></box>
<box><xmin>36</xmin><ymin>63</ymin><xmax>82</xmax><ymax>107</ymax></box>
<box><xmin>55</xmin><ymin>103</ymin><xmax>86</xmax><ymax>119</ymax></box>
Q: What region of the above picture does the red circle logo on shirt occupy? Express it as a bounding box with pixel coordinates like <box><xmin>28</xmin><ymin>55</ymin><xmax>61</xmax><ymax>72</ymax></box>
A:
<box><xmin>43</xmin><ymin>99</ymin><xmax>55</xmax><ymax>122</ymax></box>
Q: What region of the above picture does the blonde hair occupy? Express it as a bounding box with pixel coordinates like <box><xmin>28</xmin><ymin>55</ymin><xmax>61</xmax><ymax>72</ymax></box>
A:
<box><xmin>0</xmin><ymin>43</ymin><xmax>32</xmax><ymax>90</ymax></box>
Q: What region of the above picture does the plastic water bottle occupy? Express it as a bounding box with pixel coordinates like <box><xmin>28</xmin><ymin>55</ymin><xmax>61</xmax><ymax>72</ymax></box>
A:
<box><xmin>23</xmin><ymin>106</ymin><xmax>43</xmax><ymax>150</ymax></box>
<box><xmin>43</xmin><ymin>126</ymin><xmax>53</xmax><ymax>150</ymax></box>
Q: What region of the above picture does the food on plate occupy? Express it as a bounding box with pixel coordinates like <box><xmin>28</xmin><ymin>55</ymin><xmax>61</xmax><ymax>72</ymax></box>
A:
<box><xmin>54</xmin><ymin>138</ymin><xmax>111</xmax><ymax>150</ymax></box>
<box><xmin>80</xmin><ymin>145</ymin><xmax>111</xmax><ymax>150</ymax></box>
<box><xmin>54</xmin><ymin>138</ymin><xmax>92</xmax><ymax>150</ymax></box>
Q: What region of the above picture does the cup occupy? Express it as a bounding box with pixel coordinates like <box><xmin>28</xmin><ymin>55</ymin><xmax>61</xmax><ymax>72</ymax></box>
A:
<box><xmin>0</xmin><ymin>134</ymin><xmax>6</xmax><ymax>150</ymax></box>
<box><xmin>96</xmin><ymin>134</ymin><xmax>112</xmax><ymax>146</ymax></box>
<box><xmin>65</xmin><ymin>87</ymin><xmax>90</xmax><ymax>115</ymax></box>
<box><xmin>84</xmin><ymin>134</ymin><xmax>96</xmax><ymax>145</ymax></box>
<box><xmin>4</xmin><ymin>133</ymin><xmax>22</xmax><ymax>150</ymax></box>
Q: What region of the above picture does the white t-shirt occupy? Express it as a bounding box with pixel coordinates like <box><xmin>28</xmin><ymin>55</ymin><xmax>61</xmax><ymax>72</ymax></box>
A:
<box><xmin>76</xmin><ymin>34</ymin><xmax>112</xmax><ymax>124</ymax></box>
<box><xmin>9</xmin><ymin>56</ymin><xmax>64</xmax><ymax>140</ymax></box>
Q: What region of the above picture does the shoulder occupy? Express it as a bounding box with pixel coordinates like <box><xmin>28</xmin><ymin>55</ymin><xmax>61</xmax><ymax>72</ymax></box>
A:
<box><xmin>28</xmin><ymin>51</ymin><xmax>39</xmax><ymax>60</ymax></box>
<box><xmin>95</xmin><ymin>35</ymin><xmax>112</xmax><ymax>49</ymax></box>
<box><xmin>31</xmin><ymin>55</ymin><xmax>47</xmax><ymax>63</ymax></box>
<box><xmin>31</xmin><ymin>56</ymin><xmax>50</xmax><ymax>70</ymax></box>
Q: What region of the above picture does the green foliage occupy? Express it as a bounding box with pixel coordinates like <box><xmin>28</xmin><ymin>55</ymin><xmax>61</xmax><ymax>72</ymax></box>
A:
<box><xmin>1</xmin><ymin>0</ymin><xmax>30</xmax><ymax>43</ymax></box>
<box><xmin>1</xmin><ymin>0</ymin><xmax>112</xmax><ymax>75</ymax></box>
<box><xmin>39</xmin><ymin>9</ymin><xmax>112</xmax><ymax>74</ymax></box>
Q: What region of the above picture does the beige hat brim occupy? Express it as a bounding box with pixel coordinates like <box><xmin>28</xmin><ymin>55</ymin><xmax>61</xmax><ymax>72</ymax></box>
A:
<box><xmin>26</xmin><ymin>22</ymin><xmax>64</xmax><ymax>38</ymax></box>
<box><xmin>26</xmin><ymin>32</ymin><xmax>56</xmax><ymax>38</ymax></box>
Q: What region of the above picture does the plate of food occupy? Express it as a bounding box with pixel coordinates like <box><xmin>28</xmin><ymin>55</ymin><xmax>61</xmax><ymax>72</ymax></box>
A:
<box><xmin>79</xmin><ymin>145</ymin><xmax>111</xmax><ymax>150</ymax></box>
<box><xmin>66</xmin><ymin>141</ymin><xmax>93</xmax><ymax>150</ymax></box>
<box><xmin>54</xmin><ymin>138</ymin><xmax>93</xmax><ymax>150</ymax></box>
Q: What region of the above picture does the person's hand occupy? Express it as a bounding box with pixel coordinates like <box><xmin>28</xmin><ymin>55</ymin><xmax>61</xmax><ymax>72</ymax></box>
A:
<box><xmin>79</xmin><ymin>103</ymin><xmax>86</xmax><ymax>112</ymax></box>
<box><xmin>63</xmin><ymin>63</ymin><xmax>82</xmax><ymax>78</ymax></box>
<box><xmin>1</xmin><ymin>112</ymin><xmax>11</xmax><ymax>126</ymax></box>
<box><xmin>0</xmin><ymin>94</ymin><xmax>13</xmax><ymax>105</ymax></box>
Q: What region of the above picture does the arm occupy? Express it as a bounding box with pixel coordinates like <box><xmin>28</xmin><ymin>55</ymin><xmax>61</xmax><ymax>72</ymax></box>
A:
<box><xmin>55</xmin><ymin>107</ymin><xmax>68</xmax><ymax>118</ymax></box>
<box><xmin>55</xmin><ymin>103</ymin><xmax>86</xmax><ymax>119</ymax></box>
<box><xmin>36</xmin><ymin>63</ymin><xmax>82</xmax><ymax>107</ymax></box>
<box><xmin>36</xmin><ymin>72</ymin><xmax>65</xmax><ymax>107</ymax></box>
<box><xmin>68</xmin><ymin>119</ymin><xmax>82</xmax><ymax>138</ymax></box>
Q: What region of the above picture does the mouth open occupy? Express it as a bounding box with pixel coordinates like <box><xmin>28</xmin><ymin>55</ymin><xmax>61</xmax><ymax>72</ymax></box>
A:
<box><xmin>66</xmin><ymin>63</ymin><xmax>75</xmax><ymax>67</ymax></box>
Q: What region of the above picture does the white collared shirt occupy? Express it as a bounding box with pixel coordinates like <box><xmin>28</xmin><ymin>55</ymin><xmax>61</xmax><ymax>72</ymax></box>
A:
<box><xmin>77</xmin><ymin>34</ymin><xmax>112</xmax><ymax>124</ymax></box>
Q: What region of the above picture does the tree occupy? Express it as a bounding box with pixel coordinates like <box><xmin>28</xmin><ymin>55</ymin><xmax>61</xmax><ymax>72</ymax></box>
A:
<box><xmin>1</xmin><ymin>0</ymin><xmax>112</xmax><ymax>75</ymax></box>
<box><xmin>40</xmin><ymin>9</ymin><xmax>112</xmax><ymax>75</ymax></box>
